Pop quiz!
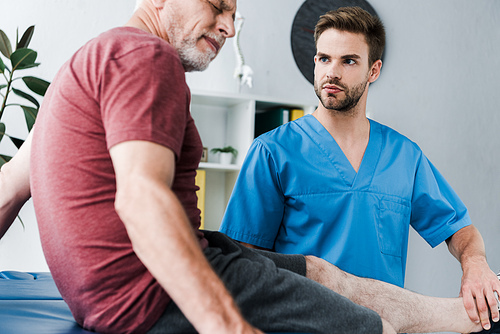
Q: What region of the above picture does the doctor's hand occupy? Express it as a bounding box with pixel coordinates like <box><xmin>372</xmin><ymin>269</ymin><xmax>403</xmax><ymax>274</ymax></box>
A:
<box><xmin>460</xmin><ymin>258</ymin><xmax>500</xmax><ymax>330</ymax></box>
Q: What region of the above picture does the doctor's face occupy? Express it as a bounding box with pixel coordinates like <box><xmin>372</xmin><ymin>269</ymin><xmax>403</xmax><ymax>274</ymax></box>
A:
<box><xmin>313</xmin><ymin>29</ymin><xmax>379</xmax><ymax>113</ymax></box>
<box><xmin>160</xmin><ymin>0</ymin><xmax>236</xmax><ymax>72</ymax></box>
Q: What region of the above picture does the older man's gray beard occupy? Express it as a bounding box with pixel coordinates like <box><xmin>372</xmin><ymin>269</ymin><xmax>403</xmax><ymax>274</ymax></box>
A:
<box><xmin>176</xmin><ymin>34</ymin><xmax>222</xmax><ymax>72</ymax></box>
<box><xmin>177</xmin><ymin>41</ymin><xmax>214</xmax><ymax>72</ymax></box>
<box><xmin>163</xmin><ymin>4</ymin><xmax>223</xmax><ymax>72</ymax></box>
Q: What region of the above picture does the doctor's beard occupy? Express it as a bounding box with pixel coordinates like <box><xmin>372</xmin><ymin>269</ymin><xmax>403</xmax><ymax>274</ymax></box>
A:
<box><xmin>315</xmin><ymin>78</ymin><xmax>368</xmax><ymax>114</ymax></box>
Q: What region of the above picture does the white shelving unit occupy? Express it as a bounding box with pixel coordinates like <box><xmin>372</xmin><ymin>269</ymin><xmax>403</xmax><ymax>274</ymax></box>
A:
<box><xmin>190</xmin><ymin>90</ymin><xmax>316</xmax><ymax>231</ymax></box>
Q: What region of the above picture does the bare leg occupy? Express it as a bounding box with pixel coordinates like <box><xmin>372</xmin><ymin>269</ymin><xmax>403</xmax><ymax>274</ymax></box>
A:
<box><xmin>306</xmin><ymin>256</ymin><xmax>483</xmax><ymax>333</ymax></box>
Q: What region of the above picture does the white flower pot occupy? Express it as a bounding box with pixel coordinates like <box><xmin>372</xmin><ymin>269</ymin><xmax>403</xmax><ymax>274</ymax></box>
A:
<box><xmin>219</xmin><ymin>152</ymin><xmax>233</xmax><ymax>165</ymax></box>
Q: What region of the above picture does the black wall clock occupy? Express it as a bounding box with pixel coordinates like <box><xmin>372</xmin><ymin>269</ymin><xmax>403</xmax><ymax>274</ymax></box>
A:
<box><xmin>291</xmin><ymin>0</ymin><xmax>381</xmax><ymax>85</ymax></box>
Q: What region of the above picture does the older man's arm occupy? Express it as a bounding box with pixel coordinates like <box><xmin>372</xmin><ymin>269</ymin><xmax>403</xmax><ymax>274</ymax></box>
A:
<box><xmin>0</xmin><ymin>131</ymin><xmax>32</xmax><ymax>239</ymax></box>
<box><xmin>110</xmin><ymin>140</ymin><xmax>262</xmax><ymax>334</ymax></box>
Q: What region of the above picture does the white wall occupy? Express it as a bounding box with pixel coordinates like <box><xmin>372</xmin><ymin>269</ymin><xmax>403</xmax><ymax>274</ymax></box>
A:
<box><xmin>368</xmin><ymin>0</ymin><xmax>500</xmax><ymax>300</ymax></box>
<box><xmin>1</xmin><ymin>0</ymin><xmax>499</xmax><ymax>312</ymax></box>
<box><xmin>186</xmin><ymin>0</ymin><xmax>317</xmax><ymax>104</ymax></box>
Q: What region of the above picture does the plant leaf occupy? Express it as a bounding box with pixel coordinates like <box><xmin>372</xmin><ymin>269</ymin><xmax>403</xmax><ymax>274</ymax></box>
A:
<box><xmin>10</xmin><ymin>48</ymin><xmax>37</xmax><ymax>71</ymax></box>
<box><xmin>0</xmin><ymin>122</ymin><xmax>5</xmax><ymax>142</ymax></box>
<box><xmin>9</xmin><ymin>136</ymin><xmax>24</xmax><ymax>149</ymax></box>
<box><xmin>13</xmin><ymin>88</ymin><xmax>40</xmax><ymax>108</ymax></box>
<box><xmin>0</xmin><ymin>56</ymin><xmax>5</xmax><ymax>73</ymax></box>
<box><xmin>16</xmin><ymin>214</ymin><xmax>25</xmax><ymax>230</ymax></box>
<box><xmin>0</xmin><ymin>29</ymin><xmax>12</xmax><ymax>58</ymax></box>
<box><xmin>0</xmin><ymin>154</ymin><xmax>12</xmax><ymax>168</ymax></box>
<box><xmin>16</xmin><ymin>62</ymin><xmax>40</xmax><ymax>70</ymax></box>
<box><xmin>20</xmin><ymin>105</ymin><xmax>37</xmax><ymax>131</ymax></box>
<box><xmin>0</xmin><ymin>124</ymin><xmax>25</xmax><ymax>149</ymax></box>
<box><xmin>23</xmin><ymin>76</ymin><xmax>50</xmax><ymax>96</ymax></box>
<box><xmin>17</xmin><ymin>26</ymin><xmax>34</xmax><ymax>50</ymax></box>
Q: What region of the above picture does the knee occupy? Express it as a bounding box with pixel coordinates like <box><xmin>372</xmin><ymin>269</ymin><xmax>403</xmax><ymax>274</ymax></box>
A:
<box><xmin>304</xmin><ymin>255</ymin><xmax>353</xmax><ymax>297</ymax></box>
<box><xmin>304</xmin><ymin>255</ymin><xmax>338</xmax><ymax>287</ymax></box>
<box><xmin>304</xmin><ymin>255</ymin><xmax>324</xmax><ymax>282</ymax></box>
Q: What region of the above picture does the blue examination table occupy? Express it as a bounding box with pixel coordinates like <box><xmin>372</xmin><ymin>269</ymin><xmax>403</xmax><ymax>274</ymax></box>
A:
<box><xmin>0</xmin><ymin>271</ymin><xmax>308</xmax><ymax>334</ymax></box>
<box><xmin>0</xmin><ymin>271</ymin><xmax>93</xmax><ymax>334</ymax></box>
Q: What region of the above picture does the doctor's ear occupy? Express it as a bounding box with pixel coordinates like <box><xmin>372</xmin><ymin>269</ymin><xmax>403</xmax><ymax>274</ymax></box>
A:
<box><xmin>368</xmin><ymin>60</ymin><xmax>382</xmax><ymax>83</ymax></box>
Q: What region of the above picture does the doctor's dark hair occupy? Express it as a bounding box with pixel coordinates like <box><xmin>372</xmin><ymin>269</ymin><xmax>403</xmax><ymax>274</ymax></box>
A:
<box><xmin>314</xmin><ymin>6</ymin><xmax>385</xmax><ymax>66</ymax></box>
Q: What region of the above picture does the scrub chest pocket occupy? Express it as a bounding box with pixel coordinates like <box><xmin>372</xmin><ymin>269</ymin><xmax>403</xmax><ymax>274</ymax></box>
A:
<box><xmin>377</xmin><ymin>199</ymin><xmax>411</xmax><ymax>258</ymax></box>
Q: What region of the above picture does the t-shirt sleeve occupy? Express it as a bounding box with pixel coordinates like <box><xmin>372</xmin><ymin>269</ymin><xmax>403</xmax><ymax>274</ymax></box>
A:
<box><xmin>219</xmin><ymin>139</ymin><xmax>284</xmax><ymax>249</ymax></box>
<box><xmin>100</xmin><ymin>43</ymin><xmax>188</xmax><ymax>157</ymax></box>
<box><xmin>410</xmin><ymin>152</ymin><xmax>471</xmax><ymax>247</ymax></box>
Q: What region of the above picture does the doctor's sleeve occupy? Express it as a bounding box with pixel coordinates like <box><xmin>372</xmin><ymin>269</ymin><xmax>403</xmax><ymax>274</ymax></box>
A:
<box><xmin>219</xmin><ymin>139</ymin><xmax>285</xmax><ymax>249</ymax></box>
<box><xmin>410</xmin><ymin>152</ymin><xmax>471</xmax><ymax>248</ymax></box>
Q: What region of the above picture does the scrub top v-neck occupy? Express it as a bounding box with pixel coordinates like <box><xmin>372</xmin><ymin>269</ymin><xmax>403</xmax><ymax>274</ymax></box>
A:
<box><xmin>220</xmin><ymin>115</ymin><xmax>470</xmax><ymax>287</ymax></box>
<box><xmin>307</xmin><ymin>114</ymin><xmax>381</xmax><ymax>190</ymax></box>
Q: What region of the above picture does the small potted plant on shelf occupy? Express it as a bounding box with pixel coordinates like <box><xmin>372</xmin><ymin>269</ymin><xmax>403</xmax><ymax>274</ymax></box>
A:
<box><xmin>211</xmin><ymin>146</ymin><xmax>238</xmax><ymax>165</ymax></box>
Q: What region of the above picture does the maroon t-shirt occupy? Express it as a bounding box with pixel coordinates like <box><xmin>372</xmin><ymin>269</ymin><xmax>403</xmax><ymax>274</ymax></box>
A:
<box><xmin>31</xmin><ymin>27</ymin><xmax>205</xmax><ymax>333</ymax></box>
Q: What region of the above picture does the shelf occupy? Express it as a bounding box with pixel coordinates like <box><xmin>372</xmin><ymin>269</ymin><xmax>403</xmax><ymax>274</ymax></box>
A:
<box><xmin>198</xmin><ymin>162</ymin><xmax>241</xmax><ymax>172</ymax></box>
<box><xmin>190</xmin><ymin>91</ymin><xmax>316</xmax><ymax>231</ymax></box>
<box><xmin>191</xmin><ymin>89</ymin><xmax>317</xmax><ymax>111</ymax></box>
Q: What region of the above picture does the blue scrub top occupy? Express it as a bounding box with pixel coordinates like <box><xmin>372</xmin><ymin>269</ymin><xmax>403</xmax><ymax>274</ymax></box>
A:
<box><xmin>220</xmin><ymin>115</ymin><xmax>471</xmax><ymax>287</ymax></box>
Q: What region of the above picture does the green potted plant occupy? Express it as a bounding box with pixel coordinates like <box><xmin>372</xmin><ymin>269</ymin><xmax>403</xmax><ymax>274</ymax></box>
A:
<box><xmin>211</xmin><ymin>146</ymin><xmax>238</xmax><ymax>165</ymax></box>
<box><xmin>0</xmin><ymin>25</ymin><xmax>50</xmax><ymax>167</ymax></box>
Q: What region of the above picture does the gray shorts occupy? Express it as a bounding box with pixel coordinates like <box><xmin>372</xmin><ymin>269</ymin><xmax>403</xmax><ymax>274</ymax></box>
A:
<box><xmin>147</xmin><ymin>231</ymin><xmax>382</xmax><ymax>334</ymax></box>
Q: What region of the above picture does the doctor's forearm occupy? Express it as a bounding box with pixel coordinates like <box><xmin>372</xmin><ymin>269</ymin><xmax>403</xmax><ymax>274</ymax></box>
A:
<box><xmin>447</xmin><ymin>225</ymin><xmax>487</xmax><ymax>266</ymax></box>
<box><xmin>447</xmin><ymin>224</ymin><xmax>500</xmax><ymax>329</ymax></box>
